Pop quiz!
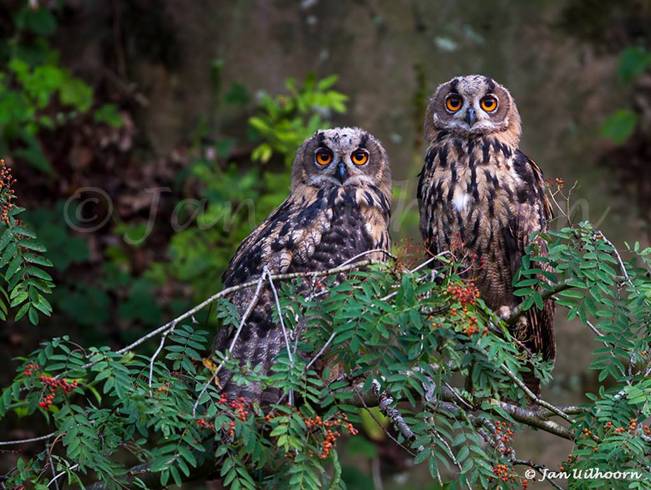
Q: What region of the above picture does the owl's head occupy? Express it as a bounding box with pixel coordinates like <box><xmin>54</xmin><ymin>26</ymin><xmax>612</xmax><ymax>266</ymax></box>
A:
<box><xmin>425</xmin><ymin>75</ymin><xmax>521</xmax><ymax>147</ymax></box>
<box><xmin>292</xmin><ymin>127</ymin><xmax>391</xmax><ymax>199</ymax></box>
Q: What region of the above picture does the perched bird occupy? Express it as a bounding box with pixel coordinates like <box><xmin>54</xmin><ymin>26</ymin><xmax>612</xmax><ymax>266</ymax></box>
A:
<box><xmin>417</xmin><ymin>75</ymin><xmax>555</xmax><ymax>394</ymax></box>
<box><xmin>214</xmin><ymin>127</ymin><xmax>392</xmax><ymax>401</ymax></box>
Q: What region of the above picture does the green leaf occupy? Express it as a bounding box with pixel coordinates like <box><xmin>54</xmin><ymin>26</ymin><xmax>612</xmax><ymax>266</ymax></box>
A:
<box><xmin>618</xmin><ymin>46</ymin><xmax>651</xmax><ymax>82</ymax></box>
<box><xmin>601</xmin><ymin>109</ymin><xmax>638</xmax><ymax>144</ymax></box>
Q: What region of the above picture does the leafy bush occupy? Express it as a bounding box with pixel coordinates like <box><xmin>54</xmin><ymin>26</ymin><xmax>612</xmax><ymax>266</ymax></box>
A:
<box><xmin>1</xmin><ymin>220</ymin><xmax>649</xmax><ymax>489</ymax></box>
<box><xmin>0</xmin><ymin>160</ymin><xmax>54</xmax><ymax>324</ymax></box>
<box><xmin>0</xmin><ymin>3</ymin><xmax>120</xmax><ymax>174</ymax></box>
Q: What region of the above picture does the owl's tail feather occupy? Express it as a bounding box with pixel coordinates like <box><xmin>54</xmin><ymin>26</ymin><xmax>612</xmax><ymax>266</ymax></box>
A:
<box><xmin>518</xmin><ymin>298</ymin><xmax>556</xmax><ymax>398</ymax></box>
<box><xmin>213</xmin><ymin>313</ymin><xmax>285</xmax><ymax>404</ymax></box>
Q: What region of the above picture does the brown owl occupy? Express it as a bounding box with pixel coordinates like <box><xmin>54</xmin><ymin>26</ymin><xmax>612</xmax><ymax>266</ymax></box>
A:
<box><xmin>417</xmin><ymin>75</ymin><xmax>555</xmax><ymax>394</ymax></box>
<box><xmin>214</xmin><ymin>127</ymin><xmax>392</xmax><ymax>401</ymax></box>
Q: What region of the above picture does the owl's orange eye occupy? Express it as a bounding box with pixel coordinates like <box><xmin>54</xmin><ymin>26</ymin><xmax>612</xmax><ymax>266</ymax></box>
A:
<box><xmin>315</xmin><ymin>148</ymin><xmax>333</xmax><ymax>166</ymax></box>
<box><xmin>351</xmin><ymin>149</ymin><xmax>369</xmax><ymax>166</ymax></box>
<box><xmin>445</xmin><ymin>94</ymin><xmax>463</xmax><ymax>112</ymax></box>
<box><xmin>480</xmin><ymin>95</ymin><xmax>498</xmax><ymax>113</ymax></box>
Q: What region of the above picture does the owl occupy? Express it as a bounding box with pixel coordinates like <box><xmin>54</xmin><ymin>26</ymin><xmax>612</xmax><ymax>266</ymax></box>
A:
<box><xmin>214</xmin><ymin>127</ymin><xmax>392</xmax><ymax>402</ymax></box>
<box><xmin>417</xmin><ymin>75</ymin><xmax>555</xmax><ymax>394</ymax></box>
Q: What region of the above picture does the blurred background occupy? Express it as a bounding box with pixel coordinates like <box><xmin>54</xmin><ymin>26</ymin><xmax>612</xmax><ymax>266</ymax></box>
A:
<box><xmin>1</xmin><ymin>0</ymin><xmax>650</xmax><ymax>488</ymax></box>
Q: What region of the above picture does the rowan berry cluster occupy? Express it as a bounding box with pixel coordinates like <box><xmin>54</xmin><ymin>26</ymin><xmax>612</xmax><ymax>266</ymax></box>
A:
<box><xmin>491</xmin><ymin>463</ymin><xmax>511</xmax><ymax>482</ymax></box>
<box><xmin>265</xmin><ymin>410</ymin><xmax>358</xmax><ymax>460</ymax></box>
<box><xmin>39</xmin><ymin>393</ymin><xmax>56</xmax><ymax>409</ymax></box>
<box><xmin>447</xmin><ymin>282</ymin><xmax>484</xmax><ymax>336</ymax></box>
<box><xmin>226</xmin><ymin>420</ymin><xmax>236</xmax><ymax>438</ymax></box>
<box><xmin>196</xmin><ymin>394</ymin><xmax>256</xmax><ymax>439</ymax></box>
<box><xmin>196</xmin><ymin>418</ymin><xmax>215</xmax><ymax>430</ymax></box>
<box><xmin>464</xmin><ymin>315</ymin><xmax>479</xmax><ymax>336</ymax></box>
<box><xmin>36</xmin><ymin>375</ymin><xmax>78</xmax><ymax>409</ymax></box>
<box><xmin>491</xmin><ymin>463</ymin><xmax>527</xmax><ymax>487</ymax></box>
<box><xmin>0</xmin><ymin>159</ymin><xmax>17</xmax><ymax>224</ymax></box>
<box><xmin>581</xmin><ymin>426</ymin><xmax>598</xmax><ymax>440</ymax></box>
<box><xmin>223</xmin><ymin>395</ymin><xmax>251</xmax><ymax>421</ymax></box>
<box><xmin>23</xmin><ymin>363</ymin><xmax>40</xmax><ymax>376</ymax></box>
<box><xmin>40</xmin><ymin>375</ymin><xmax>78</xmax><ymax>394</ymax></box>
<box><xmin>447</xmin><ymin>282</ymin><xmax>480</xmax><ymax>307</ymax></box>
<box><xmin>605</xmin><ymin>418</ymin><xmax>648</xmax><ymax>436</ymax></box>
<box><xmin>304</xmin><ymin>413</ymin><xmax>358</xmax><ymax>459</ymax></box>
<box><xmin>494</xmin><ymin>420</ymin><xmax>513</xmax><ymax>454</ymax></box>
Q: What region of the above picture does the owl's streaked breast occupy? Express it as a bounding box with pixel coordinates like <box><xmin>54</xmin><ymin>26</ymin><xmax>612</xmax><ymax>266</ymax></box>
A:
<box><xmin>417</xmin><ymin>135</ymin><xmax>526</xmax><ymax>306</ymax></box>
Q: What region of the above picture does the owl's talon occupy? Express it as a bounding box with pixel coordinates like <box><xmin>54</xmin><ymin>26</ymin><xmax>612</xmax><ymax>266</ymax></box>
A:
<box><xmin>498</xmin><ymin>306</ymin><xmax>512</xmax><ymax>320</ymax></box>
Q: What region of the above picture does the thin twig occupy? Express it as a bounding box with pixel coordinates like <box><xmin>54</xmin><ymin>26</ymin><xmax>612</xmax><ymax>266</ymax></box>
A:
<box><xmin>596</xmin><ymin>231</ymin><xmax>634</xmax><ymax>289</ymax></box>
<box><xmin>585</xmin><ymin>320</ymin><xmax>604</xmax><ymax>337</ymax></box>
<box><xmin>371</xmin><ymin>457</ymin><xmax>384</xmax><ymax>490</ymax></box>
<box><xmin>305</xmin><ymin>331</ymin><xmax>337</xmax><ymax>371</ymax></box>
<box><xmin>0</xmin><ymin>432</ymin><xmax>56</xmax><ymax>446</ymax></box>
<box><xmin>148</xmin><ymin>323</ymin><xmax>176</xmax><ymax>392</ymax></box>
<box><xmin>379</xmin><ymin>252</ymin><xmax>449</xmax><ymax>302</ymax></box>
<box><xmin>47</xmin><ymin>464</ymin><xmax>78</xmax><ymax>488</ymax></box>
<box><xmin>265</xmin><ymin>266</ymin><xmax>294</xmax><ymax>405</ymax></box>
<box><xmin>337</xmin><ymin>248</ymin><xmax>396</xmax><ymax>267</ymax></box>
<box><xmin>46</xmin><ymin>443</ymin><xmax>59</xmax><ymax>490</ymax></box>
<box><xmin>432</xmin><ymin>429</ymin><xmax>472</xmax><ymax>490</ymax></box>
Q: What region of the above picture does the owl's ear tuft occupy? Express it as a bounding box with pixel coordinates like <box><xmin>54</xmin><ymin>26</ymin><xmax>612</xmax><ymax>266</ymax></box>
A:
<box><xmin>358</xmin><ymin>132</ymin><xmax>369</xmax><ymax>149</ymax></box>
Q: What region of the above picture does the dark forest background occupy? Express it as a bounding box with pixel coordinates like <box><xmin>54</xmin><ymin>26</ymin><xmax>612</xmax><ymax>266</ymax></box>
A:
<box><xmin>1</xmin><ymin>1</ymin><xmax>650</xmax><ymax>488</ymax></box>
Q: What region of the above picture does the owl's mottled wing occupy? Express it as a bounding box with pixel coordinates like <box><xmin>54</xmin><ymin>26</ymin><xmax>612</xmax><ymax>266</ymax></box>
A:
<box><xmin>508</xmin><ymin>151</ymin><xmax>555</xmax><ymax>362</ymax></box>
<box><xmin>215</xmin><ymin>184</ymin><xmax>390</xmax><ymax>400</ymax></box>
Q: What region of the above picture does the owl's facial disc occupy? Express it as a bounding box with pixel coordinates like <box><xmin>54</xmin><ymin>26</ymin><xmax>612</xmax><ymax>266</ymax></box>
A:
<box><xmin>294</xmin><ymin>127</ymin><xmax>390</xmax><ymax>196</ymax></box>
<box><xmin>429</xmin><ymin>75</ymin><xmax>516</xmax><ymax>139</ymax></box>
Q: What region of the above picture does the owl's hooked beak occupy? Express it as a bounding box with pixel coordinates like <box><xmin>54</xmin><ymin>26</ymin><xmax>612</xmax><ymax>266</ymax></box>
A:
<box><xmin>336</xmin><ymin>161</ymin><xmax>348</xmax><ymax>184</ymax></box>
<box><xmin>465</xmin><ymin>107</ymin><xmax>477</xmax><ymax>126</ymax></box>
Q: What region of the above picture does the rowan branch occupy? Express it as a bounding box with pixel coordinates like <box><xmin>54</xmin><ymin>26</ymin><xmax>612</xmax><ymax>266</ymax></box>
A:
<box><xmin>348</xmin><ymin>381</ymin><xmax>579</xmax><ymax>442</ymax></box>
<box><xmin>371</xmin><ymin>379</ymin><xmax>415</xmax><ymax>441</ymax></box>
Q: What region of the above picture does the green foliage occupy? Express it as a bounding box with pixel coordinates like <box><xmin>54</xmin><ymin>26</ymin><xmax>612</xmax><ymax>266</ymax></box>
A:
<box><xmin>0</xmin><ymin>205</ymin><xmax>54</xmax><ymax>325</ymax></box>
<box><xmin>1</xmin><ymin>222</ymin><xmax>649</xmax><ymax>489</ymax></box>
<box><xmin>602</xmin><ymin>45</ymin><xmax>651</xmax><ymax>144</ymax></box>
<box><xmin>601</xmin><ymin>109</ymin><xmax>638</xmax><ymax>144</ymax></box>
<box><xmin>249</xmin><ymin>75</ymin><xmax>347</xmax><ymax>164</ymax></box>
<box><xmin>0</xmin><ymin>2</ymin><xmax>120</xmax><ymax>173</ymax></box>
<box><xmin>618</xmin><ymin>47</ymin><xmax>651</xmax><ymax>83</ymax></box>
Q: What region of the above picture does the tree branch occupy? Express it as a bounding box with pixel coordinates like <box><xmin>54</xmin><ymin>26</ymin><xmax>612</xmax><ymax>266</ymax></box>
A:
<box><xmin>371</xmin><ymin>379</ymin><xmax>415</xmax><ymax>441</ymax></box>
